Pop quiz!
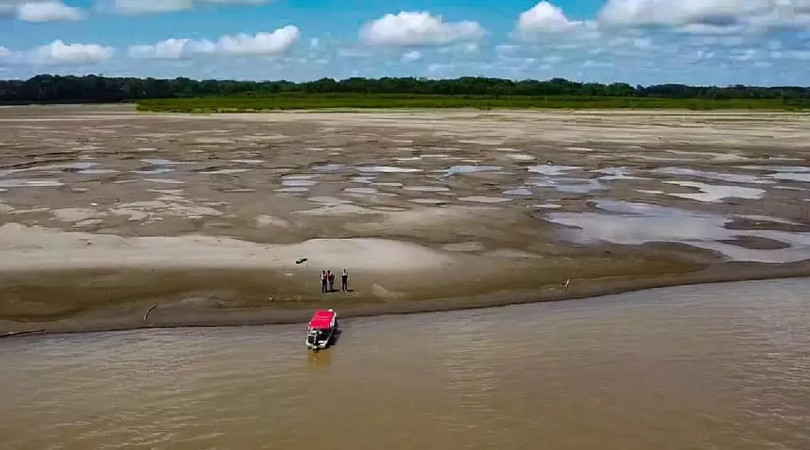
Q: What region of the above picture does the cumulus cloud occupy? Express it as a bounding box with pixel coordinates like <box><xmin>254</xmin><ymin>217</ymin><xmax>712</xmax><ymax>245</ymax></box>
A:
<box><xmin>360</xmin><ymin>11</ymin><xmax>485</xmax><ymax>46</ymax></box>
<box><xmin>104</xmin><ymin>0</ymin><xmax>268</xmax><ymax>15</ymax></box>
<box><xmin>17</xmin><ymin>1</ymin><xmax>82</xmax><ymax>21</ymax></box>
<box><xmin>129</xmin><ymin>26</ymin><xmax>300</xmax><ymax>59</ymax></box>
<box><xmin>599</xmin><ymin>0</ymin><xmax>810</xmax><ymax>33</ymax></box>
<box><xmin>518</xmin><ymin>1</ymin><xmax>583</xmax><ymax>34</ymax></box>
<box><xmin>0</xmin><ymin>45</ymin><xmax>10</xmax><ymax>58</ymax></box>
<box><xmin>32</xmin><ymin>40</ymin><xmax>114</xmax><ymax>65</ymax></box>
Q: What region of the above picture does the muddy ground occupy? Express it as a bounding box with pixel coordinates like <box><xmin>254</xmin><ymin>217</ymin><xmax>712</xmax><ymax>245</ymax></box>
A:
<box><xmin>1</xmin><ymin>105</ymin><xmax>809</xmax><ymax>334</ymax></box>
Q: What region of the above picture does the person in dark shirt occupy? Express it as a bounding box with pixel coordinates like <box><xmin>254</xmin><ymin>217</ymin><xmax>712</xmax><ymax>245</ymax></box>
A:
<box><xmin>341</xmin><ymin>269</ymin><xmax>349</xmax><ymax>292</ymax></box>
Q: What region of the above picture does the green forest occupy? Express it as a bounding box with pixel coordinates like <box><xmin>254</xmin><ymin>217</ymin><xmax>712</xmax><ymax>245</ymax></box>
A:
<box><xmin>2</xmin><ymin>74</ymin><xmax>809</xmax><ymax>111</ymax></box>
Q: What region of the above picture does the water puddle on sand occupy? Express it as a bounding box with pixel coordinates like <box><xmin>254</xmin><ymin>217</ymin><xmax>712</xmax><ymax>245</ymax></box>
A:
<box><xmin>312</xmin><ymin>164</ymin><xmax>345</xmax><ymax>172</ymax></box>
<box><xmin>546</xmin><ymin>200</ymin><xmax>810</xmax><ymax>263</ymax></box>
<box><xmin>0</xmin><ymin>179</ymin><xmax>64</xmax><ymax>188</ymax></box>
<box><xmin>769</xmin><ymin>172</ymin><xmax>810</xmax><ymax>183</ymax></box>
<box><xmin>230</xmin><ymin>159</ymin><xmax>264</xmax><ymax>164</ymax></box>
<box><xmin>143</xmin><ymin>179</ymin><xmax>184</xmax><ymax>185</ymax></box>
<box><xmin>653</xmin><ymin>167</ymin><xmax>773</xmax><ymax>185</ymax></box>
<box><xmin>503</xmin><ymin>188</ymin><xmax>533</xmax><ymax>196</ymax></box>
<box><xmin>736</xmin><ymin>166</ymin><xmax>810</xmax><ymax>183</ymax></box>
<box><xmin>78</xmin><ymin>169</ymin><xmax>119</xmax><ymax>175</ymax></box>
<box><xmin>356</xmin><ymin>166</ymin><xmax>421</xmax><ymax>173</ymax></box>
<box><xmin>459</xmin><ymin>196</ymin><xmax>512</xmax><ymax>203</ymax></box>
<box><xmin>282</xmin><ymin>175</ymin><xmax>319</xmax><ymax>187</ymax></box>
<box><xmin>663</xmin><ymin>181</ymin><xmax>765</xmax><ymax>202</ymax></box>
<box><xmin>534</xmin><ymin>203</ymin><xmax>562</xmax><ymax>209</ymax></box>
<box><xmin>403</xmin><ymin>186</ymin><xmax>450</xmax><ymax>192</ymax></box>
<box><xmin>351</xmin><ymin>176</ymin><xmax>375</xmax><ymax>184</ymax></box>
<box><xmin>527</xmin><ymin>164</ymin><xmax>579</xmax><ymax>176</ymax></box>
<box><xmin>443</xmin><ymin>166</ymin><xmax>502</xmax><ymax>176</ymax></box>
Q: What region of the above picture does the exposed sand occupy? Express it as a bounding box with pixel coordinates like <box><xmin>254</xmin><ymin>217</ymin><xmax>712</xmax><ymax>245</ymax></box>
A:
<box><xmin>1</xmin><ymin>105</ymin><xmax>810</xmax><ymax>334</ymax></box>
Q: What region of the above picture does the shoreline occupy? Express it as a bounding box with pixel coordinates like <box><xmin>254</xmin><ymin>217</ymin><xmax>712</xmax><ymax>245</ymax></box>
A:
<box><xmin>3</xmin><ymin>264</ymin><xmax>809</xmax><ymax>338</ymax></box>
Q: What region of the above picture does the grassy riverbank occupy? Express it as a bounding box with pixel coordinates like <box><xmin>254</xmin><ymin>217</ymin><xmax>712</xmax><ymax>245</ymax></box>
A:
<box><xmin>135</xmin><ymin>94</ymin><xmax>808</xmax><ymax>113</ymax></box>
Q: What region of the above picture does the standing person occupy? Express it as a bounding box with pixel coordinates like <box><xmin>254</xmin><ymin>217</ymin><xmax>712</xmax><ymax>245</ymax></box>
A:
<box><xmin>327</xmin><ymin>270</ymin><xmax>335</xmax><ymax>292</ymax></box>
<box><xmin>320</xmin><ymin>270</ymin><xmax>328</xmax><ymax>294</ymax></box>
<box><xmin>341</xmin><ymin>268</ymin><xmax>349</xmax><ymax>292</ymax></box>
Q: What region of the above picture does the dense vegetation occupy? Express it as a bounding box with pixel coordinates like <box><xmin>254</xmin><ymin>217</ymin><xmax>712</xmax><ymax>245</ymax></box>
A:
<box><xmin>2</xmin><ymin>74</ymin><xmax>809</xmax><ymax>111</ymax></box>
<box><xmin>136</xmin><ymin>94</ymin><xmax>799</xmax><ymax>112</ymax></box>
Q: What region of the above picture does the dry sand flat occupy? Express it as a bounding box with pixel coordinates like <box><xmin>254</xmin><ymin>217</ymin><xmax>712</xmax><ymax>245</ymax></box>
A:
<box><xmin>1</xmin><ymin>105</ymin><xmax>810</xmax><ymax>334</ymax></box>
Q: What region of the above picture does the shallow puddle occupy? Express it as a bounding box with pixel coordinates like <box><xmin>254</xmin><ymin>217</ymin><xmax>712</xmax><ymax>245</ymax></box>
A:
<box><xmin>356</xmin><ymin>166</ymin><xmax>421</xmax><ymax>173</ymax></box>
<box><xmin>527</xmin><ymin>164</ymin><xmax>579</xmax><ymax>176</ymax></box>
<box><xmin>444</xmin><ymin>165</ymin><xmax>502</xmax><ymax>176</ymax></box>
<box><xmin>503</xmin><ymin>188</ymin><xmax>533</xmax><ymax>196</ymax></box>
<box><xmin>653</xmin><ymin>167</ymin><xmax>773</xmax><ymax>185</ymax></box>
<box><xmin>664</xmin><ymin>181</ymin><xmax>765</xmax><ymax>202</ymax></box>
<box><xmin>403</xmin><ymin>186</ymin><xmax>450</xmax><ymax>192</ymax></box>
<box><xmin>0</xmin><ymin>179</ymin><xmax>64</xmax><ymax>188</ymax></box>
<box><xmin>200</xmin><ymin>169</ymin><xmax>249</xmax><ymax>175</ymax></box>
<box><xmin>546</xmin><ymin>200</ymin><xmax>810</xmax><ymax>263</ymax></box>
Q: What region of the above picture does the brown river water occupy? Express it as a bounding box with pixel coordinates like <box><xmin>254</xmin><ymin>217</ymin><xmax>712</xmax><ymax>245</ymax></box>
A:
<box><xmin>2</xmin><ymin>279</ymin><xmax>809</xmax><ymax>450</ymax></box>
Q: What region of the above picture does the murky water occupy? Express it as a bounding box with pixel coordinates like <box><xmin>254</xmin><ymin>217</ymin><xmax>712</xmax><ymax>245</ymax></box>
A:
<box><xmin>2</xmin><ymin>279</ymin><xmax>810</xmax><ymax>450</ymax></box>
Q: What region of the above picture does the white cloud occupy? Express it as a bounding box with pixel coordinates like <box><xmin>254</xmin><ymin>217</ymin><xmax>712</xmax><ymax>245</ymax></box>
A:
<box><xmin>209</xmin><ymin>26</ymin><xmax>300</xmax><ymax>55</ymax></box>
<box><xmin>0</xmin><ymin>45</ymin><xmax>10</xmax><ymax>58</ymax></box>
<box><xmin>32</xmin><ymin>40</ymin><xmax>114</xmax><ymax>65</ymax></box>
<box><xmin>17</xmin><ymin>1</ymin><xmax>82</xmax><ymax>21</ymax></box>
<box><xmin>129</xmin><ymin>38</ymin><xmax>194</xmax><ymax>59</ymax></box>
<box><xmin>599</xmin><ymin>0</ymin><xmax>810</xmax><ymax>32</ymax></box>
<box><xmin>129</xmin><ymin>26</ymin><xmax>299</xmax><ymax>59</ymax></box>
<box><xmin>108</xmin><ymin>0</ymin><xmax>192</xmax><ymax>14</ymax></box>
<box><xmin>360</xmin><ymin>11</ymin><xmax>485</xmax><ymax>46</ymax></box>
<box><xmin>309</xmin><ymin>38</ymin><xmax>319</xmax><ymax>49</ymax></box>
<box><xmin>401</xmin><ymin>50</ymin><xmax>422</xmax><ymax>62</ymax></box>
<box><xmin>104</xmin><ymin>0</ymin><xmax>269</xmax><ymax>15</ymax></box>
<box><xmin>518</xmin><ymin>1</ymin><xmax>583</xmax><ymax>34</ymax></box>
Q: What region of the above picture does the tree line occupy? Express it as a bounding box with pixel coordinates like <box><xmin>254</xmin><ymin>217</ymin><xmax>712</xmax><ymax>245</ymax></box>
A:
<box><xmin>1</xmin><ymin>74</ymin><xmax>809</xmax><ymax>104</ymax></box>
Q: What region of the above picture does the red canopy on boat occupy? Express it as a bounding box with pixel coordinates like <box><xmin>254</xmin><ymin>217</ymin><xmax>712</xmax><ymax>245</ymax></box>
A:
<box><xmin>308</xmin><ymin>310</ymin><xmax>336</xmax><ymax>329</ymax></box>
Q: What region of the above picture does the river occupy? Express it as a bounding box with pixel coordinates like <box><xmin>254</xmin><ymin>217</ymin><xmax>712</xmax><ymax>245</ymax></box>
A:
<box><xmin>2</xmin><ymin>279</ymin><xmax>809</xmax><ymax>449</ymax></box>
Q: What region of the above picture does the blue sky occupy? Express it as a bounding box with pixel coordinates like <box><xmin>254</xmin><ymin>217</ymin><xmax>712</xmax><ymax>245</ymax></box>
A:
<box><xmin>1</xmin><ymin>0</ymin><xmax>809</xmax><ymax>85</ymax></box>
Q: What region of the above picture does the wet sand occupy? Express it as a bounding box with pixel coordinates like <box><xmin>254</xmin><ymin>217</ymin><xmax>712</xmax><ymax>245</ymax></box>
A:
<box><xmin>1</xmin><ymin>105</ymin><xmax>809</xmax><ymax>334</ymax></box>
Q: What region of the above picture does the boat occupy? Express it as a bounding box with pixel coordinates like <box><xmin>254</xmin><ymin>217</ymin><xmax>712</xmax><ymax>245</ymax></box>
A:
<box><xmin>306</xmin><ymin>309</ymin><xmax>339</xmax><ymax>350</ymax></box>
